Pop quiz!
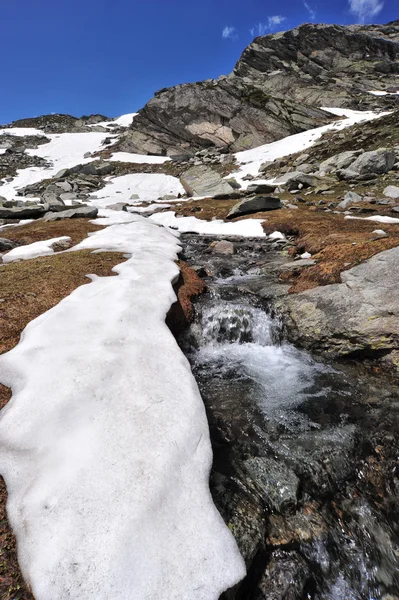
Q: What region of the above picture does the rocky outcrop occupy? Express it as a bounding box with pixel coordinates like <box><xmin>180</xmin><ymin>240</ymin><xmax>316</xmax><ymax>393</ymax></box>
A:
<box><xmin>112</xmin><ymin>22</ymin><xmax>399</xmax><ymax>157</ymax></box>
<box><xmin>282</xmin><ymin>247</ymin><xmax>399</xmax><ymax>369</ymax></box>
<box><xmin>234</xmin><ymin>22</ymin><xmax>399</xmax><ymax>109</ymax></box>
<box><xmin>116</xmin><ymin>78</ymin><xmax>331</xmax><ymax>156</ymax></box>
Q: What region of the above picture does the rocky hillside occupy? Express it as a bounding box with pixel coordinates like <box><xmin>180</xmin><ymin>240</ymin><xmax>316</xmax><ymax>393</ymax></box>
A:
<box><xmin>114</xmin><ymin>21</ymin><xmax>399</xmax><ymax>157</ymax></box>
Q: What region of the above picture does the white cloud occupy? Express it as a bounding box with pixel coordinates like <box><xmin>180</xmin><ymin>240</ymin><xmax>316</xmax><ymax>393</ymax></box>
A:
<box><xmin>349</xmin><ymin>0</ymin><xmax>384</xmax><ymax>22</ymax></box>
<box><xmin>250</xmin><ymin>16</ymin><xmax>286</xmax><ymax>37</ymax></box>
<box><xmin>303</xmin><ymin>1</ymin><xmax>316</xmax><ymax>20</ymax></box>
<box><xmin>268</xmin><ymin>15</ymin><xmax>286</xmax><ymax>28</ymax></box>
<box><xmin>222</xmin><ymin>25</ymin><xmax>237</xmax><ymax>39</ymax></box>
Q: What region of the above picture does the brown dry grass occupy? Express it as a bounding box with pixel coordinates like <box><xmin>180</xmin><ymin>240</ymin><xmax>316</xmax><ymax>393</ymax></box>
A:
<box><xmin>3</xmin><ymin>218</ymin><xmax>104</xmax><ymax>247</ymax></box>
<box><xmin>166</xmin><ymin>261</ymin><xmax>206</xmax><ymax>336</ymax></box>
<box><xmin>259</xmin><ymin>207</ymin><xmax>399</xmax><ymax>292</ymax></box>
<box><xmin>0</xmin><ymin>248</ymin><xmax>125</xmax><ymax>600</ymax></box>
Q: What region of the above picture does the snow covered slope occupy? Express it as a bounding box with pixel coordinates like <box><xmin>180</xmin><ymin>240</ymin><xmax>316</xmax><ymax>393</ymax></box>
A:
<box><xmin>233</xmin><ymin>108</ymin><xmax>391</xmax><ymax>186</ymax></box>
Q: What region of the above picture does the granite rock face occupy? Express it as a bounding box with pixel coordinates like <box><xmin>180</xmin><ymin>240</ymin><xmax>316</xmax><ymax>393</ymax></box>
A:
<box><xmin>282</xmin><ymin>247</ymin><xmax>399</xmax><ymax>368</ymax></box>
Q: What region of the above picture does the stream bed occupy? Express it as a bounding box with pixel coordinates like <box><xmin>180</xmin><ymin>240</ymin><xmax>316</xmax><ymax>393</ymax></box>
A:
<box><xmin>178</xmin><ymin>234</ymin><xmax>399</xmax><ymax>600</ymax></box>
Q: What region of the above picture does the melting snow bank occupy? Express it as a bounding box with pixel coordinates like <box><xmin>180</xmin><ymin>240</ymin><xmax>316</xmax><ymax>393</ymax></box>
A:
<box><xmin>150</xmin><ymin>210</ymin><xmax>267</xmax><ymax>237</ymax></box>
<box><xmin>233</xmin><ymin>107</ymin><xmax>391</xmax><ymax>185</ymax></box>
<box><xmin>0</xmin><ymin>213</ymin><xmax>245</xmax><ymax>599</ymax></box>
<box><xmin>2</xmin><ymin>236</ymin><xmax>71</xmax><ymax>263</ymax></box>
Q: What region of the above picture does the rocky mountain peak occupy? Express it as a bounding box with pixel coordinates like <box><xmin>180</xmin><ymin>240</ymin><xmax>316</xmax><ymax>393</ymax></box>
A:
<box><xmin>111</xmin><ymin>21</ymin><xmax>399</xmax><ymax>158</ymax></box>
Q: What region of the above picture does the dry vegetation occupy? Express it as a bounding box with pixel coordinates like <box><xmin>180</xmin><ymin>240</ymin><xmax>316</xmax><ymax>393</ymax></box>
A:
<box><xmin>259</xmin><ymin>207</ymin><xmax>399</xmax><ymax>292</ymax></box>
<box><xmin>3</xmin><ymin>218</ymin><xmax>104</xmax><ymax>247</ymax></box>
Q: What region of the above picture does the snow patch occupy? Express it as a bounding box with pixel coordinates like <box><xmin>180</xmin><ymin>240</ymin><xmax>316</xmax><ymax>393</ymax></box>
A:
<box><xmin>2</xmin><ymin>236</ymin><xmax>71</xmax><ymax>263</ymax></box>
<box><xmin>0</xmin><ymin>212</ymin><xmax>245</xmax><ymax>599</ymax></box>
<box><xmin>150</xmin><ymin>210</ymin><xmax>266</xmax><ymax>237</ymax></box>
<box><xmin>88</xmin><ymin>113</ymin><xmax>138</xmax><ymax>128</ymax></box>
<box><xmin>345</xmin><ymin>215</ymin><xmax>399</xmax><ymax>224</ymax></box>
<box><xmin>108</xmin><ymin>151</ymin><xmax>170</xmax><ymax>164</ymax></box>
<box><xmin>90</xmin><ymin>173</ymin><xmax>185</xmax><ymax>208</ymax></box>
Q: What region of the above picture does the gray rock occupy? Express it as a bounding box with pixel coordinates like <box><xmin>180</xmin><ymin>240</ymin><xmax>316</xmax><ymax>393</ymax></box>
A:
<box><xmin>0</xmin><ymin>205</ymin><xmax>46</xmax><ymax>219</ymax></box>
<box><xmin>227</xmin><ymin>196</ymin><xmax>282</xmax><ymax>219</ymax></box>
<box><xmin>348</xmin><ymin>148</ymin><xmax>396</xmax><ymax>176</ymax></box>
<box><xmin>319</xmin><ymin>150</ymin><xmax>363</xmax><ymax>174</ymax></box>
<box><xmin>224</xmin><ymin>177</ymin><xmax>241</xmax><ymax>190</ymax></box>
<box><xmin>280</xmin><ymin>259</ymin><xmax>316</xmax><ymax>270</ymax></box>
<box><xmin>105</xmin><ymin>202</ymin><xmax>130</xmax><ymax>211</ymax></box>
<box><xmin>244</xmin><ymin>456</ymin><xmax>299</xmax><ymax>513</ymax></box>
<box><xmin>296</xmin><ymin>163</ymin><xmax>314</xmax><ymax>174</ymax></box>
<box><xmin>130</xmin><ymin>194</ymin><xmax>140</xmax><ymax>200</ymax></box>
<box><xmin>180</xmin><ymin>165</ymin><xmax>235</xmax><ymax>197</ymax></box>
<box><xmin>337</xmin><ymin>191</ymin><xmax>363</xmax><ymax>209</ymax></box>
<box><xmin>43</xmin><ymin>206</ymin><xmax>98</xmax><ymax>221</ymax></box>
<box><xmin>0</xmin><ymin>238</ymin><xmax>17</xmax><ymax>251</ymax></box>
<box><xmin>55</xmin><ymin>181</ymin><xmax>73</xmax><ymax>192</ymax></box>
<box><xmin>383</xmin><ymin>185</ymin><xmax>399</xmax><ymax>199</ymax></box>
<box><xmin>282</xmin><ymin>247</ymin><xmax>399</xmax><ymax>365</ymax></box>
<box><xmin>293</xmin><ymin>153</ymin><xmax>310</xmax><ymax>167</ymax></box>
<box><xmin>258</xmin><ymin>161</ymin><xmax>274</xmax><ymax>174</ymax></box>
<box><xmin>211</xmin><ymin>240</ymin><xmax>235</xmax><ymax>255</ymax></box>
<box><xmin>285</xmin><ymin>172</ymin><xmax>319</xmax><ymax>191</ymax></box>
<box><xmin>246</xmin><ymin>183</ymin><xmax>276</xmax><ymax>194</ymax></box>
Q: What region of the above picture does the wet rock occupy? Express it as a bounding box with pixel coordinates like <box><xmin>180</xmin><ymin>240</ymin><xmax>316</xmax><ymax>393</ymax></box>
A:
<box><xmin>255</xmin><ymin>550</ymin><xmax>311</xmax><ymax>600</ymax></box>
<box><xmin>244</xmin><ymin>456</ymin><xmax>299</xmax><ymax>514</ymax></box>
<box><xmin>227</xmin><ymin>196</ymin><xmax>282</xmax><ymax>219</ymax></box>
<box><xmin>180</xmin><ymin>165</ymin><xmax>235</xmax><ymax>197</ymax></box>
<box><xmin>43</xmin><ymin>206</ymin><xmax>98</xmax><ymax>221</ymax></box>
<box><xmin>211</xmin><ymin>240</ymin><xmax>236</xmax><ymax>255</ymax></box>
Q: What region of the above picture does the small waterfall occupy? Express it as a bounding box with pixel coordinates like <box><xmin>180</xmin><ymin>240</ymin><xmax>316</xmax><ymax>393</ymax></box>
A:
<box><xmin>200</xmin><ymin>303</ymin><xmax>275</xmax><ymax>346</ymax></box>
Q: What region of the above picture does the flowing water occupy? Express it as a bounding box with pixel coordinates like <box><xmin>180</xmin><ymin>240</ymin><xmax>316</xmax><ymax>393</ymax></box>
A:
<box><xmin>178</xmin><ymin>234</ymin><xmax>399</xmax><ymax>600</ymax></box>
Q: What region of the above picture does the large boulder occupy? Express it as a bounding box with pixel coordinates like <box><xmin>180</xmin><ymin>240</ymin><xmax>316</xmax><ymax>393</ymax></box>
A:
<box><xmin>319</xmin><ymin>150</ymin><xmax>363</xmax><ymax>174</ymax></box>
<box><xmin>0</xmin><ymin>205</ymin><xmax>46</xmax><ymax>219</ymax></box>
<box><xmin>282</xmin><ymin>247</ymin><xmax>399</xmax><ymax>367</ymax></box>
<box><xmin>227</xmin><ymin>196</ymin><xmax>282</xmax><ymax>219</ymax></box>
<box><xmin>346</xmin><ymin>148</ymin><xmax>396</xmax><ymax>176</ymax></box>
<box><xmin>43</xmin><ymin>206</ymin><xmax>98</xmax><ymax>221</ymax></box>
<box><xmin>180</xmin><ymin>165</ymin><xmax>235</xmax><ymax>197</ymax></box>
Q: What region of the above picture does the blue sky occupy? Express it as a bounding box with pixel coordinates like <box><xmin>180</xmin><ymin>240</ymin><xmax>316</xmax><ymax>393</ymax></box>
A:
<box><xmin>1</xmin><ymin>0</ymin><xmax>397</xmax><ymax>123</ymax></box>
